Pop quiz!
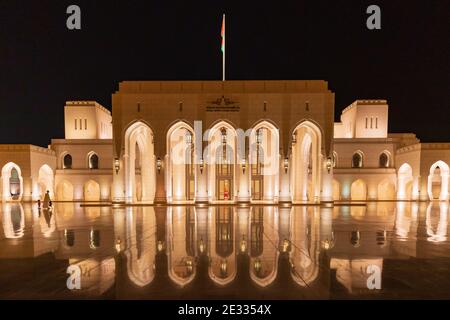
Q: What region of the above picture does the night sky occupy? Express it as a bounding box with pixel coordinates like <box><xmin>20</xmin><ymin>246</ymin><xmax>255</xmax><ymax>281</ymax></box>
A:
<box><xmin>0</xmin><ymin>0</ymin><xmax>448</xmax><ymax>146</ymax></box>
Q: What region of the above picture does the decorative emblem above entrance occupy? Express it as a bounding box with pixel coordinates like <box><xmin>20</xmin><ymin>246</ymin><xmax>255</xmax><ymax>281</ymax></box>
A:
<box><xmin>206</xmin><ymin>96</ymin><xmax>239</xmax><ymax>112</ymax></box>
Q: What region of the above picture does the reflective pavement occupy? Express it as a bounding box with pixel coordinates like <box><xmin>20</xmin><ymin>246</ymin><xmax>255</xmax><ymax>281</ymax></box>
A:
<box><xmin>0</xmin><ymin>202</ymin><xmax>449</xmax><ymax>299</ymax></box>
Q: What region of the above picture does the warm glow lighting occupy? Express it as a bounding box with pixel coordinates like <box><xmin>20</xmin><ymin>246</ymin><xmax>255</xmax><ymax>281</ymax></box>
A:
<box><xmin>284</xmin><ymin>158</ymin><xmax>289</xmax><ymax>173</ymax></box>
<box><xmin>114</xmin><ymin>158</ymin><xmax>120</xmax><ymax>174</ymax></box>
<box><xmin>156</xmin><ymin>158</ymin><xmax>162</xmax><ymax>173</ymax></box>
<box><xmin>326</xmin><ymin>157</ymin><xmax>332</xmax><ymax>173</ymax></box>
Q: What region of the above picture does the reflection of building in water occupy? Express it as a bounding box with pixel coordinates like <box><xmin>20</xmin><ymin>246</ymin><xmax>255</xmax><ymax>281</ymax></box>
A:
<box><xmin>208</xmin><ymin>207</ymin><xmax>237</xmax><ymax>285</ymax></box>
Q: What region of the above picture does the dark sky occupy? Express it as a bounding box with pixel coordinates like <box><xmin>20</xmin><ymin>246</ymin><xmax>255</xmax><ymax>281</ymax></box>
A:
<box><xmin>0</xmin><ymin>0</ymin><xmax>448</xmax><ymax>146</ymax></box>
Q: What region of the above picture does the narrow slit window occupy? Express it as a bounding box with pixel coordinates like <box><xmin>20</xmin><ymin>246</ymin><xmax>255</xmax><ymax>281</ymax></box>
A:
<box><xmin>365</xmin><ymin>118</ymin><xmax>368</xmax><ymax>129</ymax></box>
<box><xmin>85</xmin><ymin>119</ymin><xmax>87</xmax><ymax>130</ymax></box>
<box><xmin>375</xmin><ymin>117</ymin><xmax>378</xmax><ymax>129</ymax></box>
<box><xmin>75</xmin><ymin>119</ymin><xmax>77</xmax><ymax>130</ymax></box>
<box><xmin>370</xmin><ymin>117</ymin><xmax>373</xmax><ymax>129</ymax></box>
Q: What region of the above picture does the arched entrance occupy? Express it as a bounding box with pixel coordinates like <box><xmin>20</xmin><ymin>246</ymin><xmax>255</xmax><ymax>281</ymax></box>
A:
<box><xmin>397</xmin><ymin>163</ymin><xmax>414</xmax><ymax>200</ymax></box>
<box><xmin>166</xmin><ymin>121</ymin><xmax>195</xmax><ymax>203</ymax></box>
<box><xmin>37</xmin><ymin>164</ymin><xmax>54</xmax><ymax>200</ymax></box>
<box><xmin>206</xmin><ymin>122</ymin><xmax>237</xmax><ymax>202</ymax></box>
<box><xmin>84</xmin><ymin>180</ymin><xmax>100</xmax><ymax>201</ymax></box>
<box><xmin>291</xmin><ymin>121</ymin><xmax>322</xmax><ymax>203</ymax></box>
<box><xmin>249</xmin><ymin>121</ymin><xmax>279</xmax><ymax>202</ymax></box>
<box><xmin>351</xmin><ymin>179</ymin><xmax>367</xmax><ymax>201</ymax></box>
<box><xmin>124</xmin><ymin>121</ymin><xmax>156</xmax><ymax>203</ymax></box>
<box><xmin>377</xmin><ymin>179</ymin><xmax>396</xmax><ymax>200</ymax></box>
<box><xmin>1</xmin><ymin>162</ymin><xmax>23</xmax><ymax>201</ymax></box>
<box><xmin>428</xmin><ymin>161</ymin><xmax>449</xmax><ymax>201</ymax></box>
<box><xmin>56</xmin><ymin>180</ymin><xmax>74</xmax><ymax>201</ymax></box>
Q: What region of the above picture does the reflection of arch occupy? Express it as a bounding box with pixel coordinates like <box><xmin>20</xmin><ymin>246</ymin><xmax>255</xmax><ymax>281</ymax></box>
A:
<box><xmin>332</xmin><ymin>179</ymin><xmax>340</xmax><ymax>201</ymax></box>
<box><xmin>208</xmin><ymin>207</ymin><xmax>237</xmax><ymax>285</ymax></box>
<box><xmin>291</xmin><ymin>121</ymin><xmax>322</xmax><ymax>203</ymax></box>
<box><xmin>249</xmin><ymin>207</ymin><xmax>279</xmax><ymax>287</ymax></box>
<box><xmin>125</xmin><ymin>207</ymin><xmax>156</xmax><ymax>286</ymax></box>
<box><xmin>352</xmin><ymin>151</ymin><xmax>363</xmax><ymax>168</ymax></box>
<box><xmin>249</xmin><ymin>121</ymin><xmax>280</xmax><ymax>202</ymax></box>
<box><xmin>426</xmin><ymin>202</ymin><xmax>448</xmax><ymax>242</ymax></box>
<box><xmin>2</xmin><ymin>203</ymin><xmax>24</xmax><ymax>238</ymax></box>
<box><xmin>56</xmin><ymin>180</ymin><xmax>74</xmax><ymax>201</ymax></box>
<box><xmin>124</xmin><ymin>121</ymin><xmax>156</xmax><ymax>203</ymax></box>
<box><xmin>167</xmin><ymin>206</ymin><xmax>196</xmax><ymax>287</ymax></box>
<box><xmin>290</xmin><ymin>207</ymin><xmax>319</xmax><ymax>286</ymax></box>
<box><xmin>37</xmin><ymin>164</ymin><xmax>54</xmax><ymax>200</ymax></box>
<box><xmin>351</xmin><ymin>179</ymin><xmax>367</xmax><ymax>201</ymax></box>
<box><xmin>87</xmin><ymin>152</ymin><xmax>99</xmax><ymax>169</ymax></box>
<box><xmin>1</xmin><ymin>162</ymin><xmax>23</xmax><ymax>201</ymax></box>
<box><xmin>84</xmin><ymin>180</ymin><xmax>100</xmax><ymax>201</ymax></box>
<box><xmin>377</xmin><ymin>179</ymin><xmax>395</xmax><ymax>200</ymax></box>
<box><xmin>206</xmin><ymin>122</ymin><xmax>237</xmax><ymax>202</ymax></box>
<box><xmin>166</xmin><ymin>121</ymin><xmax>195</xmax><ymax>203</ymax></box>
<box><xmin>397</xmin><ymin>163</ymin><xmax>413</xmax><ymax>200</ymax></box>
<box><xmin>428</xmin><ymin>161</ymin><xmax>449</xmax><ymax>201</ymax></box>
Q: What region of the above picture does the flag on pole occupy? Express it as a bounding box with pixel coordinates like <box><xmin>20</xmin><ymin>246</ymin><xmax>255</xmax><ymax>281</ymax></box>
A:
<box><xmin>221</xmin><ymin>14</ymin><xmax>225</xmax><ymax>81</ymax></box>
<box><xmin>221</xmin><ymin>14</ymin><xmax>225</xmax><ymax>53</ymax></box>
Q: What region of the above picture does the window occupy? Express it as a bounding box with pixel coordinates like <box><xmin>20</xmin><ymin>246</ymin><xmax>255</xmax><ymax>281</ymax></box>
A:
<box><xmin>74</xmin><ymin>119</ymin><xmax>77</xmax><ymax>130</ymax></box>
<box><xmin>63</xmin><ymin>154</ymin><xmax>72</xmax><ymax>169</ymax></box>
<box><xmin>79</xmin><ymin>119</ymin><xmax>82</xmax><ymax>130</ymax></box>
<box><xmin>352</xmin><ymin>152</ymin><xmax>363</xmax><ymax>168</ymax></box>
<box><xmin>375</xmin><ymin>117</ymin><xmax>378</xmax><ymax>129</ymax></box>
<box><xmin>89</xmin><ymin>153</ymin><xmax>99</xmax><ymax>169</ymax></box>
<box><xmin>85</xmin><ymin>119</ymin><xmax>87</xmax><ymax>130</ymax></box>
<box><xmin>370</xmin><ymin>117</ymin><xmax>373</xmax><ymax>129</ymax></box>
<box><xmin>365</xmin><ymin>118</ymin><xmax>368</xmax><ymax>129</ymax></box>
<box><xmin>379</xmin><ymin>152</ymin><xmax>389</xmax><ymax>168</ymax></box>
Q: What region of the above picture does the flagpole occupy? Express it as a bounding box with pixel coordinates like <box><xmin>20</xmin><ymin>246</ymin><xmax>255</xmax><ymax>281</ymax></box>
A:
<box><xmin>222</xmin><ymin>14</ymin><xmax>225</xmax><ymax>81</ymax></box>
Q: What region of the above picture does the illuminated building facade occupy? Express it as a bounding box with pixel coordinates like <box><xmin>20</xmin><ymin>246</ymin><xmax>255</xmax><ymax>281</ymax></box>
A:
<box><xmin>0</xmin><ymin>80</ymin><xmax>448</xmax><ymax>203</ymax></box>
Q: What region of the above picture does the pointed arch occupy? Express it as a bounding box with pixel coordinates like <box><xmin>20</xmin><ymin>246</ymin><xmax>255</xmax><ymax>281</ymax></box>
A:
<box><xmin>291</xmin><ymin>120</ymin><xmax>323</xmax><ymax>203</ymax></box>
<box><xmin>428</xmin><ymin>161</ymin><xmax>449</xmax><ymax>201</ymax></box>
<box><xmin>56</xmin><ymin>180</ymin><xmax>74</xmax><ymax>201</ymax></box>
<box><xmin>351</xmin><ymin>179</ymin><xmax>367</xmax><ymax>201</ymax></box>
<box><xmin>397</xmin><ymin>163</ymin><xmax>414</xmax><ymax>200</ymax></box>
<box><xmin>166</xmin><ymin>121</ymin><xmax>196</xmax><ymax>203</ymax></box>
<box><xmin>206</xmin><ymin>121</ymin><xmax>238</xmax><ymax>202</ymax></box>
<box><xmin>37</xmin><ymin>164</ymin><xmax>54</xmax><ymax>200</ymax></box>
<box><xmin>377</xmin><ymin>179</ymin><xmax>396</xmax><ymax>200</ymax></box>
<box><xmin>84</xmin><ymin>179</ymin><xmax>100</xmax><ymax>201</ymax></box>
<box><xmin>1</xmin><ymin>162</ymin><xmax>23</xmax><ymax>201</ymax></box>
<box><xmin>124</xmin><ymin>121</ymin><xmax>156</xmax><ymax>203</ymax></box>
<box><xmin>249</xmin><ymin>120</ymin><xmax>280</xmax><ymax>202</ymax></box>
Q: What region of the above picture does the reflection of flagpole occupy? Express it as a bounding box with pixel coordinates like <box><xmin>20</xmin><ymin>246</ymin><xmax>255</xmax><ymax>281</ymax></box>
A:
<box><xmin>221</xmin><ymin>14</ymin><xmax>225</xmax><ymax>81</ymax></box>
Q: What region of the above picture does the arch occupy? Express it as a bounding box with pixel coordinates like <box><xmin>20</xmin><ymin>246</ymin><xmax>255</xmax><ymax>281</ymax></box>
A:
<box><xmin>377</xmin><ymin>179</ymin><xmax>396</xmax><ymax>200</ymax></box>
<box><xmin>63</xmin><ymin>153</ymin><xmax>72</xmax><ymax>169</ymax></box>
<box><xmin>351</xmin><ymin>179</ymin><xmax>367</xmax><ymax>201</ymax></box>
<box><xmin>206</xmin><ymin>121</ymin><xmax>237</xmax><ymax>202</ymax></box>
<box><xmin>351</xmin><ymin>151</ymin><xmax>363</xmax><ymax>168</ymax></box>
<box><xmin>37</xmin><ymin>164</ymin><xmax>54</xmax><ymax>200</ymax></box>
<box><xmin>2</xmin><ymin>203</ymin><xmax>25</xmax><ymax>238</ymax></box>
<box><xmin>124</xmin><ymin>121</ymin><xmax>156</xmax><ymax>203</ymax></box>
<box><xmin>397</xmin><ymin>163</ymin><xmax>414</xmax><ymax>200</ymax></box>
<box><xmin>167</xmin><ymin>206</ymin><xmax>196</xmax><ymax>287</ymax></box>
<box><xmin>125</xmin><ymin>207</ymin><xmax>157</xmax><ymax>287</ymax></box>
<box><xmin>332</xmin><ymin>179</ymin><xmax>340</xmax><ymax>201</ymax></box>
<box><xmin>1</xmin><ymin>162</ymin><xmax>23</xmax><ymax>201</ymax></box>
<box><xmin>249</xmin><ymin>120</ymin><xmax>280</xmax><ymax>202</ymax></box>
<box><xmin>87</xmin><ymin>152</ymin><xmax>99</xmax><ymax>169</ymax></box>
<box><xmin>291</xmin><ymin>120</ymin><xmax>323</xmax><ymax>203</ymax></box>
<box><xmin>84</xmin><ymin>180</ymin><xmax>100</xmax><ymax>201</ymax></box>
<box><xmin>427</xmin><ymin>161</ymin><xmax>449</xmax><ymax>201</ymax></box>
<box><xmin>166</xmin><ymin>121</ymin><xmax>196</xmax><ymax>203</ymax></box>
<box><xmin>426</xmin><ymin>202</ymin><xmax>448</xmax><ymax>242</ymax></box>
<box><xmin>379</xmin><ymin>151</ymin><xmax>390</xmax><ymax>168</ymax></box>
<box><xmin>56</xmin><ymin>180</ymin><xmax>74</xmax><ymax>201</ymax></box>
<box><xmin>249</xmin><ymin>207</ymin><xmax>279</xmax><ymax>287</ymax></box>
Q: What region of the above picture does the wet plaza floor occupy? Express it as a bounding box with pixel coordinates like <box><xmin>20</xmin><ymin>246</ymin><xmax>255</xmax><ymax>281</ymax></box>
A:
<box><xmin>0</xmin><ymin>202</ymin><xmax>449</xmax><ymax>299</ymax></box>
